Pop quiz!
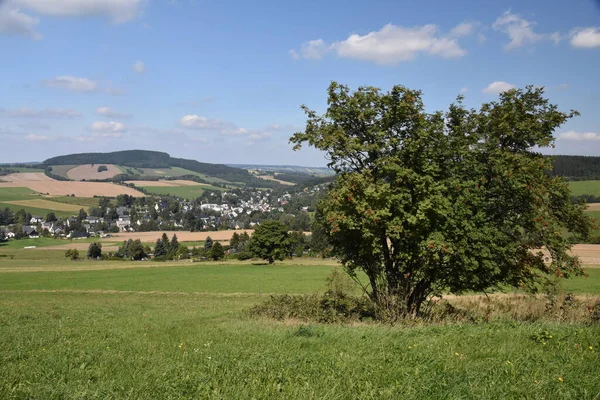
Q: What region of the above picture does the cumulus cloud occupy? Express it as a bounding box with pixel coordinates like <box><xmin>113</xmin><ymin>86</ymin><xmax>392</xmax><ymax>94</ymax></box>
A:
<box><xmin>180</xmin><ymin>115</ymin><xmax>227</xmax><ymax>130</ymax></box>
<box><xmin>44</xmin><ymin>76</ymin><xmax>97</xmax><ymax>92</ymax></box>
<box><xmin>132</xmin><ymin>60</ymin><xmax>145</xmax><ymax>73</ymax></box>
<box><xmin>179</xmin><ymin>114</ymin><xmax>273</xmax><ymax>144</ymax></box>
<box><xmin>0</xmin><ymin>107</ymin><xmax>82</xmax><ymax>118</ymax></box>
<box><xmin>96</xmin><ymin>107</ymin><xmax>131</xmax><ymax>119</ymax></box>
<box><xmin>0</xmin><ymin>3</ymin><xmax>41</xmax><ymax>39</ymax></box>
<box><xmin>11</xmin><ymin>0</ymin><xmax>144</xmax><ymax>23</ymax></box>
<box><xmin>570</xmin><ymin>27</ymin><xmax>600</xmax><ymax>48</ymax></box>
<box><xmin>558</xmin><ymin>131</ymin><xmax>600</xmax><ymax>140</ymax></box>
<box><xmin>290</xmin><ymin>22</ymin><xmax>470</xmax><ymax>65</ymax></box>
<box><xmin>89</xmin><ymin>121</ymin><xmax>126</xmax><ymax>133</ymax></box>
<box><xmin>483</xmin><ymin>81</ymin><xmax>516</xmax><ymax>94</ymax></box>
<box><xmin>492</xmin><ymin>11</ymin><xmax>558</xmax><ymax>50</ymax></box>
<box><xmin>460</xmin><ymin>87</ymin><xmax>468</xmax><ymax>94</ymax></box>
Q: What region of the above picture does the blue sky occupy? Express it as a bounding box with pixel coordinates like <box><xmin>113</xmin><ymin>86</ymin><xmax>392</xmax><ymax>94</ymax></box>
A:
<box><xmin>1</xmin><ymin>0</ymin><xmax>599</xmax><ymax>166</ymax></box>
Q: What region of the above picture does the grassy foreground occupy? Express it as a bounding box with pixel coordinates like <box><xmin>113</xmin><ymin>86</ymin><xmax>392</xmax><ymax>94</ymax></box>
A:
<box><xmin>1</xmin><ymin>258</ymin><xmax>599</xmax><ymax>399</ymax></box>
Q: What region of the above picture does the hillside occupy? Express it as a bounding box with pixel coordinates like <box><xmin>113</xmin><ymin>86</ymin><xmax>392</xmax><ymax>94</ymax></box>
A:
<box><xmin>549</xmin><ymin>155</ymin><xmax>600</xmax><ymax>179</ymax></box>
<box><xmin>42</xmin><ymin>150</ymin><xmax>282</xmax><ymax>188</ymax></box>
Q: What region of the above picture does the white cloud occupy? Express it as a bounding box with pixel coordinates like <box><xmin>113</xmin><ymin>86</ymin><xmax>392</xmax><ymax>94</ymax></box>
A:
<box><xmin>558</xmin><ymin>131</ymin><xmax>600</xmax><ymax>140</ymax></box>
<box><xmin>44</xmin><ymin>76</ymin><xmax>97</xmax><ymax>92</ymax></box>
<box><xmin>179</xmin><ymin>115</ymin><xmax>226</xmax><ymax>130</ymax></box>
<box><xmin>570</xmin><ymin>27</ymin><xmax>600</xmax><ymax>48</ymax></box>
<box><xmin>0</xmin><ymin>4</ymin><xmax>41</xmax><ymax>39</ymax></box>
<box><xmin>12</xmin><ymin>0</ymin><xmax>144</xmax><ymax>23</ymax></box>
<box><xmin>291</xmin><ymin>22</ymin><xmax>469</xmax><ymax>65</ymax></box>
<box><xmin>483</xmin><ymin>81</ymin><xmax>516</xmax><ymax>94</ymax></box>
<box><xmin>449</xmin><ymin>22</ymin><xmax>476</xmax><ymax>38</ymax></box>
<box><xmin>288</xmin><ymin>49</ymin><xmax>300</xmax><ymax>60</ymax></box>
<box><xmin>0</xmin><ymin>107</ymin><xmax>82</xmax><ymax>118</ymax></box>
<box><xmin>460</xmin><ymin>87</ymin><xmax>468</xmax><ymax>93</ymax></box>
<box><xmin>89</xmin><ymin>121</ymin><xmax>125</xmax><ymax>133</ymax></box>
<box><xmin>132</xmin><ymin>60</ymin><xmax>145</xmax><ymax>73</ymax></box>
<box><xmin>492</xmin><ymin>11</ymin><xmax>546</xmax><ymax>50</ymax></box>
<box><xmin>96</xmin><ymin>107</ymin><xmax>131</xmax><ymax>119</ymax></box>
<box><xmin>25</xmin><ymin>134</ymin><xmax>52</xmax><ymax>141</ymax></box>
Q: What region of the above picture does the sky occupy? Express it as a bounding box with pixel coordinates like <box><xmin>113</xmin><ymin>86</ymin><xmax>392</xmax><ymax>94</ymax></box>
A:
<box><xmin>1</xmin><ymin>0</ymin><xmax>599</xmax><ymax>166</ymax></box>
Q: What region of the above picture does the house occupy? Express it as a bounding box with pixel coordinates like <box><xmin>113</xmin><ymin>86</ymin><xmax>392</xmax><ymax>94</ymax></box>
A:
<box><xmin>85</xmin><ymin>216</ymin><xmax>103</xmax><ymax>224</ymax></box>
<box><xmin>0</xmin><ymin>227</ymin><xmax>15</xmax><ymax>239</ymax></box>
<box><xmin>116</xmin><ymin>218</ymin><xmax>132</xmax><ymax>232</ymax></box>
<box><xmin>66</xmin><ymin>217</ymin><xmax>78</xmax><ymax>227</ymax></box>
<box><xmin>69</xmin><ymin>231</ymin><xmax>89</xmax><ymax>239</ymax></box>
<box><xmin>22</xmin><ymin>226</ymin><xmax>40</xmax><ymax>238</ymax></box>
<box><xmin>30</xmin><ymin>216</ymin><xmax>44</xmax><ymax>224</ymax></box>
<box><xmin>41</xmin><ymin>222</ymin><xmax>53</xmax><ymax>231</ymax></box>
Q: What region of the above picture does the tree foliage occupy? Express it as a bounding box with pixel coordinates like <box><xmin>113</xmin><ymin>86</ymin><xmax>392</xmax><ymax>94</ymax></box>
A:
<box><xmin>208</xmin><ymin>241</ymin><xmax>225</xmax><ymax>261</ymax></box>
<box><xmin>249</xmin><ymin>221</ymin><xmax>291</xmax><ymax>264</ymax></box>
<box><xmin>87</xmin><ymin>242</ymin><xmax>102</xmax><ymax>259</ymax></box>
<box><xmin>291</xmin><ymin>82</ymin><xmax>592</xmax><ymax>317</ymax></box>
<box><xmin>65</xmin><ymin>249</ymin><xmax>79</xmax><ymax>260</ymax></box>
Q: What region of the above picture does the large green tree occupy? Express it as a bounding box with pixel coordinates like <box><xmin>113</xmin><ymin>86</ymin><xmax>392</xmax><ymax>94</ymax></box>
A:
<box><xmin>291</xmin><ymin>82</ymin><xmax>591</xmax><ymax>317</ymax></box>
<box><xmin>249</xmin><ymin>221</ymin><xmax>292</xmax><ymax>264</ymax></box>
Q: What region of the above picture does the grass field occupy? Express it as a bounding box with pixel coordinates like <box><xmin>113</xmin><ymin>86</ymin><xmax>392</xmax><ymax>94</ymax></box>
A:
<box><xmin>47</xmin><ymin>165</ymin><xmax>77</xmax><ymax>179</ymax></box>
<box><xmin>141</xmin><ymin>185</ymin><xmax>226</xmax><ymax>198</ymax></box>
<box><xmin>45</xmin><ymin>196</ymin><xmax>102</xmax><ymax>208</ymax></box>
<box><xmin>0</xmin><ymin>187</ymin><xmax>84</xmax><ymax>218</ymax></box>
<box><xmin>0</xmin><ymin>187</ymin><xmax>38</xmax><ymax>201</ymax></box>
<box><xmin>569</xmin><ymin>180</ymin><xmax>600</xmax><ymax>197</ymax></box>
<box><xmin>7</xmin><ymin>167</ymin><xmax>45</xmax><ymax>172</ymax></box>
<box><xmin>0</xmin><ymin>254</ymin><xmax>599</xmax><ymax>398</ymax></box>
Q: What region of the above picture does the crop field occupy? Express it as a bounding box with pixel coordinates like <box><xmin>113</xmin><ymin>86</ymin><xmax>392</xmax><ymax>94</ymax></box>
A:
<box><xmin>255</xmin><ymin>175</ymin><xmax>296</xmax><ymax>186</ymax></box>
<box><xmin>45</xmin><ymin>196</ymin><xmax>104</xmax><ymax>208</ymax></box>
<box><xmin>66</xmin><ymin>164</ymin><xmax>122</xmax><ymax>180</ymax></box>
<box><xmin>0</xmin><ymin>188</ymin><xmax>80</xmax><ymax>217</ymax></box>
<box><xmin>0</xmin><ymin>173</ymin><xmax>144</xmax><ymax>197</ymax></box>
<box><xmin>569</xmin><ymin>180</ymin><xmax>600</xmax><ymax>197</ymax></box>
<box><xmin>125</xmin><ymin>180</ymin><xmax>208</xmax><ymax>187</ymax></box>
<box><xmin>0</xmin><ymin>249</ymin><xmax>599</xmax><ymax>398</ymax></box>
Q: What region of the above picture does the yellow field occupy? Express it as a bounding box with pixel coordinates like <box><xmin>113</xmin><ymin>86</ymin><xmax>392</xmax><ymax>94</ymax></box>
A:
<box><xmin>2</xmin><ymin>199</ymin><xmax>84</xmax><ymax>212</ymax></box>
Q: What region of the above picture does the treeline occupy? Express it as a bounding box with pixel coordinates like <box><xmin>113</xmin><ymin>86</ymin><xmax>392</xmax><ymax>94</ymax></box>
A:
<box><xmin>550</xmin><ymin>155</ymin><xmax>600</xmax><ymax>179</ymax></box>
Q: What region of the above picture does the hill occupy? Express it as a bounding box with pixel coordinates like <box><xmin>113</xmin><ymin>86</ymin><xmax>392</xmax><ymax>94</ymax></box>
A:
<box><xmin>42</xmin><ymin>150</ymin><xmax>282</xmax><ymax>188</ymax></box>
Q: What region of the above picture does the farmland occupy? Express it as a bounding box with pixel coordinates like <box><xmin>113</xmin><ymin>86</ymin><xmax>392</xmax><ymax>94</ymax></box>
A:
<box><xmin>0</xmin><ymin>249</ymin><xmax>599</xmax><ymax>398</ymax></box>
<box><xmin>0</xmin><ymin>173</ymin><xmax>144</xmax><ymax>197</ymax></box>
<box><xmin>66</xmin><ymin>164</ymin><xmax>123</xmax><ymax>180</ymax></box>
<box><xmin>0</xmin><ymin>187</ymin><xmax>83</xmax><ymax>218</ymax></box>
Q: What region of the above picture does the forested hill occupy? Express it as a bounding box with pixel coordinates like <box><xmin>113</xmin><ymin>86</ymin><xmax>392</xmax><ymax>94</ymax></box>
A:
<box><xmin>550</xmin><ymin>155</ymin><xmax>600</xmax><ymax>179</ymax></box>
<box><xmin>42</xmin><ymin>150</ymin><xmax>262</xmax><ymax>185</ymax></box>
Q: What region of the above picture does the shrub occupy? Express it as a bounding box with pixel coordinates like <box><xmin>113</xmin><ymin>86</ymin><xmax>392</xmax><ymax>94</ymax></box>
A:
<box><xmin>65</xmin><ymin>249</ymin><xmax>79</xmax><ymax>260</ymax></box>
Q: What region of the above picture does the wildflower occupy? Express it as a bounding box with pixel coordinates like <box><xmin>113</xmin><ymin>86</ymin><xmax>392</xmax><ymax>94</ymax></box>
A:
<box><xmin>455</xmin><ymin>352</ymin><xmax>459</xmax><ymax>356</ymax></box>
<box><xmin>408</xmin><ymin>346</ymin><xmax>412</xmax><ymax>349</ymax></box>
<box><xmin>505</xmin><ymin>361</ymin><xmax>512</xmax><ymax>365</ymax></box>
<box><xmin>590</xmin><ymin>346</ymin><xmax>594</xmax><ymax>350</ymax></box>
<box><xmin>558</xmin><ymin>377</ymin><xmax>564</xmax><ymax>382</ymax></box>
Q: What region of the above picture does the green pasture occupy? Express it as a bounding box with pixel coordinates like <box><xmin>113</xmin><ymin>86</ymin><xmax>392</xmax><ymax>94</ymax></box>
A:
<box><xmin>47</xmin><ymin>165</ymin><xmax>77</xmax><ymax>179</ymax></box>
<box><xmin>569</xmin><ymin>180</ymin><xmax>600</xmax><ymax>197</ymax></box>
<box><xmin>0</xmin><ymin>256</ymin><xmax>599</xmax><ymax>398</ymax></box>
<box><xmin>45</xmin><ymin>196</ymin><xmax>102</xmax><ymax>207</ymax></box>
<box><xmin>6</xmin><ymin>167</ymin><xmax>45</xmax><ymax>172</ymax></box>
<box><xmin>141</xmin><ymin>185</ymin><xmax>225</xmax><ymax>199</ymax></box>
<box><xmin>0</xmin><ymin>187</ymin><xmax>38</xmax><ymax>202</ymax></box>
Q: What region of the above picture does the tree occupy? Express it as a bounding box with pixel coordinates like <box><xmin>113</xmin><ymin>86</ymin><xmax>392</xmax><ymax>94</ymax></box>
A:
<box><xmin>65</xmin><ymin>249</ymin><xmax>79</xmax><ymax>260</ymax></box>
<box><xmin>154</xmin><ymin>237</ymin><xmax>167</xmax><ymax>257</ymax></box>
<box><xmin>204</xmin><ymin>236</ymin><xmax>213</xmax><ymax>252</ymax></box>
<box><xmin>230</xmin><ymin>232</ymin><xmax>240</xmax><ymax>251</ymax></box>
<box><xmin>290</xmin><ymin>82</ymin><xmax>591</xmax><ymax>317</ymax></box>
<box><xmin>77</xmin><ymin>208</ymin><xmax>87</xmax><ymax>222</ymax></box>
<box><xmin>170</xmin><ymin>234</ymin><xmax>179</xmax><ymax>255</ymax></box>
<box><xmin>45</xmin><ymin>212</ymin><xmax>57</xmax><ymax>222</ymax></box>
<box><xmin>87</xmin><ymin>242</ymin><xmax>102</xmax><ymax>259</ymax></box>
<box><xmin>248</xmin><ymin>220</ymin><xmax>291</xmax><ymax>264</ymax></box>
<box><xmin>208</xmin><ymin>241</ymin><xmax>225</xmax><ymax>261</ymax></box>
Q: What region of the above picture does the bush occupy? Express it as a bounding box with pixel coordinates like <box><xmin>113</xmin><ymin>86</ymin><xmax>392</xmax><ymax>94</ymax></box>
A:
<box><xmin>65</xmin><ymin>249</ymin><xmax>79</xmax><ymax>260</ymax></box>
<box><xmin>97</xmin><ymin>165</ymin><xmax>108</xmax><ymax>173</ymax></box>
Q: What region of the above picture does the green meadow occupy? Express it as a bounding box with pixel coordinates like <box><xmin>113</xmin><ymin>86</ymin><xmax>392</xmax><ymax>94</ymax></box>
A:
<box><xmin>0</xmin><ymin>243</ymin><xmax>599</xmax><ymax>399</ymax></box>
<box><xmin>569</xmin><ymin>180</ymin><xmax>600</xmax><ymax>197</ymax></box>
<box><xmin>140</xmin><ymin>185</ymin><xmax>226</xmax><ymax>199</ymax></box>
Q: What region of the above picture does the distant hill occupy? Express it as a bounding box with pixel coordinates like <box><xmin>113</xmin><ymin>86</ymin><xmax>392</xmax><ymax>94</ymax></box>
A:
<box><xmin>42</xmin><ymin>150</ymin><xmax>283</xmax><ymax>188</ymax></box>
<box><xmin>228</xmin><ymin>164</ymin><xmax>334</xmax><ymax>175</ymax></box>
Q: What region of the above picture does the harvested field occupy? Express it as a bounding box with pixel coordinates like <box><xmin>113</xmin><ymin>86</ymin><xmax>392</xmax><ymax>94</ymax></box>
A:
<box><xmin>255</xmin><ymin>175</ymin><xmax>295</xmax><ymax>186</ymax></box>
<box><xmin>0</xmin><ymin>173</ymin><xmax>144</xmax><ymax>197</ymax></box>
<box><xmin>2</xmin><ymin>199</ymin><xmax>83</xmax><ymax>212</ymax></box>
<box><xmin>66</xmin><ymin>164</ymin><xmax>121</xmax><ymax>180</ymax></box>
<box><xmin>587</xmin><ymin>203</ymin><xmax>600</xmax><ymax>211</ymax></box>
<box><xmin>99</xmin><ymin>230</ymin><xmax>254</xmax><ymax>243</ymax></box>
<box><xmin>125</xmin><ymin>180</ymin><xmax>208</xmax><ymax>187</ymax></box>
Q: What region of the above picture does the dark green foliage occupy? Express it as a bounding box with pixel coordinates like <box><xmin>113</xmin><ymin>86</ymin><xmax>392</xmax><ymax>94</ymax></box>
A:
<box><xmin>204</xmin><ymin>236</ymin><xmax>213</xmax><ymax>252</ymax></box>
<box><xmin>208</xmin><ymin>242</ymin><xmax>225</xmax><ymax>261</ymax></box>
<box><xmin>291</xmin><ymin>82</ymin><xmax>592</xmax><ymax>317</ymax></box>
<box><xmin>169</xmin><ymin>234</ymin><xmax>179</xmax><ymax>255</ymax></box>
<box><xmin>64</xmin><ymin>249</ymin><xmax>79</xmax><ymax>260</ymax></box>
<box><xmin>45</xmin><ymin>212</ymin><xmax>57</xmax><ymax>223</ymax></box>
<box><xmin>550</xmin><ymin>155</ymin><xmax>600</xmax><ymax>179</ymax></box>
<box><xmin>97</xmin><ymin>165</ymin><xmax>108</xmax><ymax>173</ymax></box>
<box><xmin>0</xmin><ymin>208</ymin><xmax>14</xmax><ymax>225</ymax></box>
<box><xmin>87</xmin><ymin>242</ymin><xmax>102</xmax><ymax>259</ymax></box>
<box><xmin>248</xmin><ymin>220</ymin><xmax>292</xmax><ymax>264</ymax></box>
<box><xmin>117</xmin><ymin>239</ymin><xmax>147</xmax><ymax>260</ymax></box>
